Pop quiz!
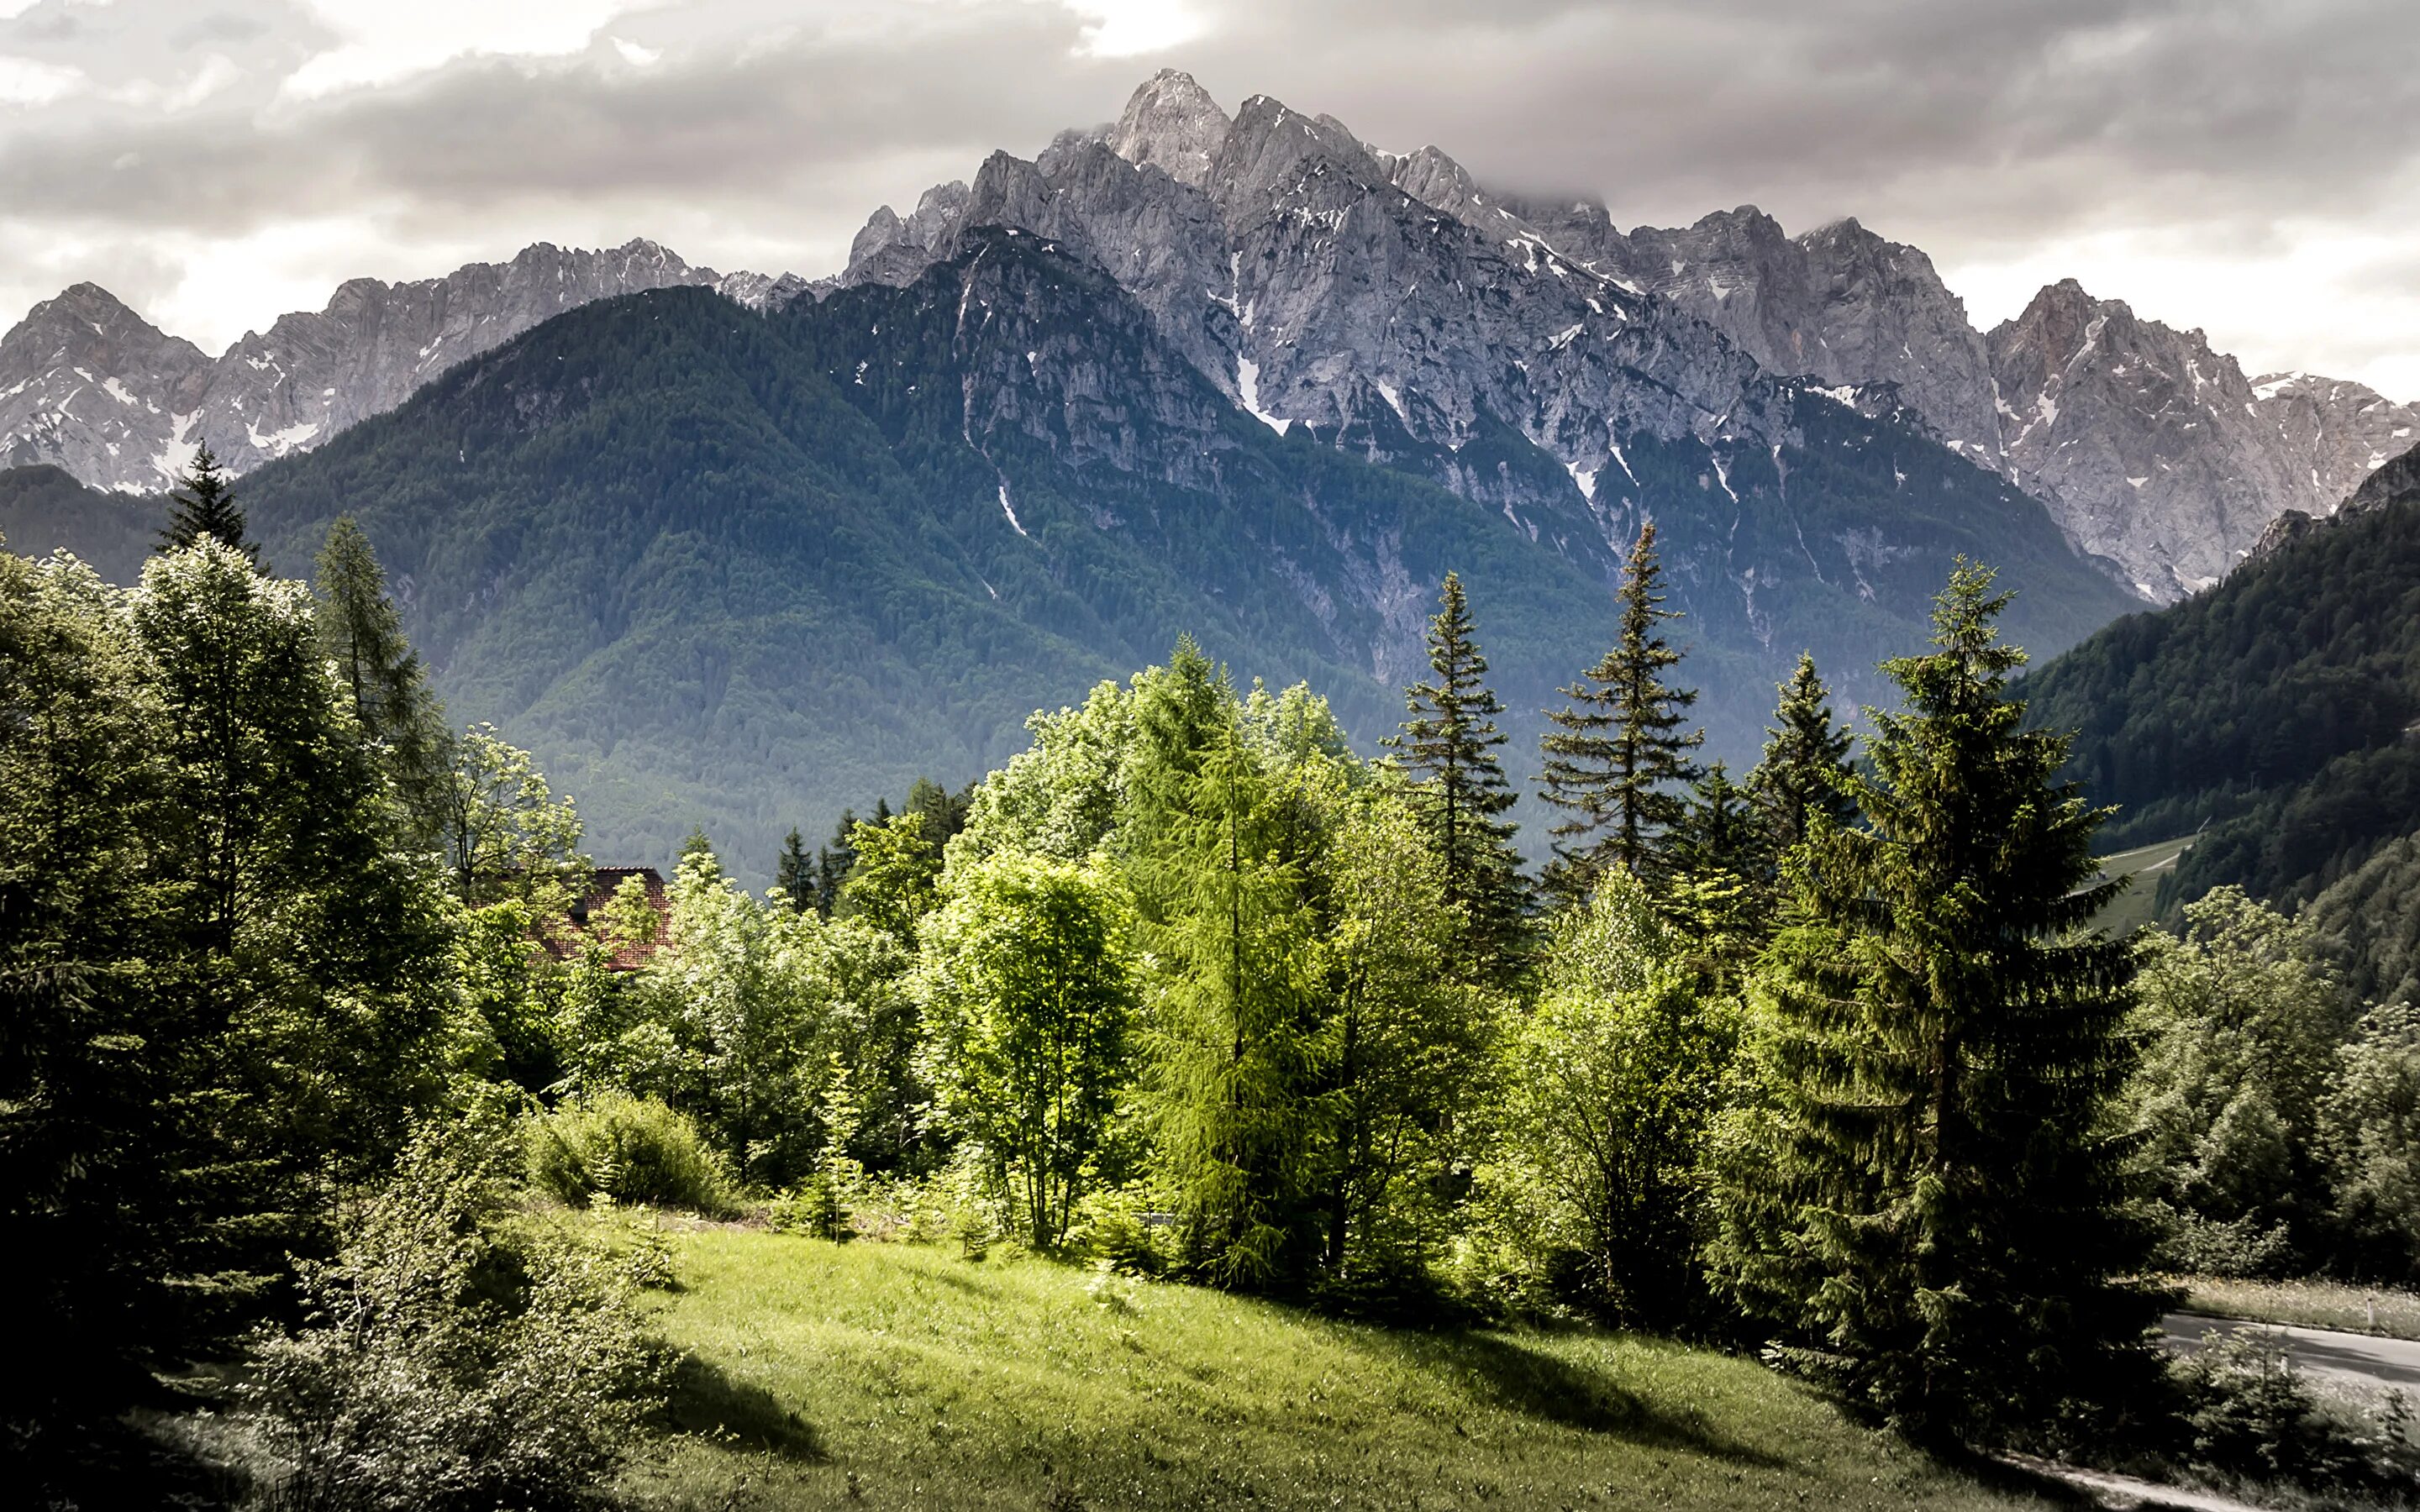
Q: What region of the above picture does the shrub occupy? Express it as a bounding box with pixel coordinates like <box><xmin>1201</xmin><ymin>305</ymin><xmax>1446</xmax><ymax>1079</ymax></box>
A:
<box><xmin>242</xmin><ymin>1109</ymin><xmax>671</xmax><ymax>1512</ymax></box>
<box><xmin>527</xmin><ymin>1094</ymin><xmax>737</xmax><ymax>1216</ymax></box>
<box><xmin>2172</xmin><ymin>1329</ymin><xmax>2404</xmax><ymax>1495</ymax></box>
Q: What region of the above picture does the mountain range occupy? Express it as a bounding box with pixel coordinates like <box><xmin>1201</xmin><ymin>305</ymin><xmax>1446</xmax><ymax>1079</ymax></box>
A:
<box><xmin>5</xmin><ymin>71</ymin><xmax>2406</xmax><ymax>606</ymax></box>
<box><xmin>3</xmin><ymin>70</ymin><xmax>2393</xmax><ymax>878</ymax></box>
<box><xmin>0</xmin><ymin>239</ymin><xmax>814</xmax><ymax>492</ymax></box>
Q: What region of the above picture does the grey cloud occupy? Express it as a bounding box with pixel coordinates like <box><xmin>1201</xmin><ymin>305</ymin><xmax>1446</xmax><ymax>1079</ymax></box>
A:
<box><xmin>0</xmin><ymin>0</ymin><xmax>2414</xmax><ymax>381</ymax></box>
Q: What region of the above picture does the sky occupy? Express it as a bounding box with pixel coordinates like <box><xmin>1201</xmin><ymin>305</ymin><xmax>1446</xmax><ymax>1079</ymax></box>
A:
<box><xmin>2</xmin><ymin>0</ymin><xmax>2415</xmax><ymax>395</ymax></box>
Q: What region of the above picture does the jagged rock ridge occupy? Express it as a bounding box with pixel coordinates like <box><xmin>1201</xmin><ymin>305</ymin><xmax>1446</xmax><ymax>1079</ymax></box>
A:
<box><xmin>0</xmin><ymin>240</ymin><xmax>819</xmax><ymax>491</ymax></box>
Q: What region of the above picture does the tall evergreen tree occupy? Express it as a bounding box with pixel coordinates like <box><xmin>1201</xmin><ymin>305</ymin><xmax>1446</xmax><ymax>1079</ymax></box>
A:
<box><xmin>157</xmin><ymin>444</ymin><xmax>252</xmax><ymax>562</ymax></box>
<box><xmin>1386</xmin><ymin>572</ymin><xmax>1527</xmax><ymax>964</ymax></box>
<box><xmin>1538</xmin><ymin>522</ymin><xmax>1702</xmax><ymax>900</ymax></box>
<box><xmin>314</xmin><ymin>517</ymin><xmax>448</xmax><ymax>840</ymax></box>
<box><xmin>1713</xmin><ymin>561</ymin><xmax>2158</xmax><ymax>1442</ymax></box>
<box><xmin>775</xmin><ymin>827</ymin><xmax>816</xmax><ymax>914</ymax></box>
<box><xmin>1745</xmin><ymin>652</ymin><xmax>1856</xmax><ymax>858</ymax></box>
<box><xmin>1673</xmin><ymin>762</ymin><xmax>1761</xmax><ymax>883</ymax></box>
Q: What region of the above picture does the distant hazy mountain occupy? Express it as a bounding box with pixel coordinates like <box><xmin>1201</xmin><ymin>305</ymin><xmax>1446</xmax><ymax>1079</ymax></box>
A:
<box><xmin>0</xmin><ymin>239</ymin><xmax>814</xmax><ymax>491</ymax></box>
<box><xmin>68</xmin><ymin>210</ymin><xmax>2113</xmax><ymax>880</ymax></box>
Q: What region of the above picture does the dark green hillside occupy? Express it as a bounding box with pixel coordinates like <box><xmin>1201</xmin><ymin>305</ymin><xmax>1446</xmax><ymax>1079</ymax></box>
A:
<box><xmin>175</xmin><ymin>232</ymin><xmax>2139</xmax><ymax>881</ymax></box>
<box><xmin>231</xmin><ymin>261</ymin><xmax>1627</xmax><ymax>878</ymax></box>
<box><xmin>0</xmin><ymin>463</ymin><xmax>159</xmax><ymax>582</ymax></box>
<box><xmin>2025</xmin><ymin>449</ymin><xmax>2420</xmax><ymax>919</ymax></box>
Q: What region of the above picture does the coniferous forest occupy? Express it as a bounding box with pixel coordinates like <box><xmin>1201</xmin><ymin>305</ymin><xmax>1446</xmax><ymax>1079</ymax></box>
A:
<box><xmin>19</xmin><ymin>444</ymin><xmax>2420</xmax><ymax>1512</ymax></box>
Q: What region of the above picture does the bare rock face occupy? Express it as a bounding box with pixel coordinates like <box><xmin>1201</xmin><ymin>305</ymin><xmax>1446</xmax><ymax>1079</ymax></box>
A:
<box><xmin>0</xmin><ymin>240</ymin><xmax>807</xmax><ymax>491</ymax></box>
<box><xmin>1982</xmin><ymin>281</ymin><xmax>2420</xmax><ymax>598</ymax></box>
<box><xmin>0</xmin><ymin>283</ymin><xmax>211</xmax><ymax>487</ymax></box>
<box><xmin>1107</xmin><ymin>68</ymin><xmax>1231</xmax><ymax>188</ymax></box>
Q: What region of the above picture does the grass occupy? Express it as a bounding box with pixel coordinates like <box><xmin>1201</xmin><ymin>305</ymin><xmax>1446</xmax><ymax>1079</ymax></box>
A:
<box><xmin>2090</xmin><ymin>835</ymin><xmax>2196</xmax><ymax>936</ymax></box>
<box><xmin>613</xmin><ymin>1227</ymin><xmax>2063</xmax><ymax>1511</ymax></box>
<box><xmin>2178</xmin><ymin>1275</ymin><xmax>2420</xmax><ymax>1341</ymax></box>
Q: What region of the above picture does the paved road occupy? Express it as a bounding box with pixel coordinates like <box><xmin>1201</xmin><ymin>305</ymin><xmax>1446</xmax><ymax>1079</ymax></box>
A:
<box><xmin>2165</xmin><ymin>1310</ymin><xmax>2420</xmax><ymax>1393</ymax></box>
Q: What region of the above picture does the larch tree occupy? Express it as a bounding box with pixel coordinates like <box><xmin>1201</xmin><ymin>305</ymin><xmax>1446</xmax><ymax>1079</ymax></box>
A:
<box><xmin>1538</xmin><ymin>522</ymin><xmax>1702</xmax><ymax>901</ymax></box>
<box><xmin>1139</xmin><ymin>717</ymin><xmax>1329</xmax><ymax>1289</ymax></box>
<box><xmin>314</xmin><ymin>517</ymin><xmax>449</xmax><ymax>841</ymax></box>
<box><xmin>1713</xmin><ymin>560</ymin><xmax>2159</xmax><ymax>1442</ymax></box>
<box><xmin>1386</xmin><ymin>572</ymin><xmax>1528</xmax><ymax>968</ymax></box>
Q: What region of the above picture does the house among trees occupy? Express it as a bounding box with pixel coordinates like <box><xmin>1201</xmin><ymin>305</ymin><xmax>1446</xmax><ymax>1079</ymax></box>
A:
<box><xmin>548</xmin><ymin>865</ymin><xmax>671</xmax><ymax>971</ymax></box>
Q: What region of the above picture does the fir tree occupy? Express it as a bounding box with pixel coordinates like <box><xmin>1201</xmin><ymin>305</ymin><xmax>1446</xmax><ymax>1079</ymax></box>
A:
<box><xmin>314</xmin><ymin>517</ymin><xmax>448</xmax><ymax>840</ymax></box>
<box><xmin>1746</xmin><ymin>652</ymin><xmax>1856</xmax><ymax>858</ymax></box>
<box><xmin>157</xmin><ymin>444</ymin><xmax>252</xmax><ymax>562</ymax></box>
<box><xmin>1712</xmin><ymin>561</ymin><xmax>2159</xmax><ymax>1441</ymax></box>
<box><xmin>1386</xmin><ymin>572</ymin><xmax>1527</xmax><ymax>964</ymax></box>
<box><xmin>775</xmin><ymin>827</ymin><xmax>815</xmax><ymax>914</ymax></box>
<box><xmin>1538</xmin><ymin>522</ymin><xmax>1702</xmax><ymax>900</ymax></box>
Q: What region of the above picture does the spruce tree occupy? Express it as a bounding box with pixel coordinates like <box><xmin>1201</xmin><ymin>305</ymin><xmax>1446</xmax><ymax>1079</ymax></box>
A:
<box><xmin>1386</xmin><ymin>572</ymin><xmax>1527</xmax><ymax>964</ymax></box>
<box><xmin>775</xmin><ymin>827</ymin><xmax>815</xmax><ymax>914</ymax></box>
<box><xmin>1746</xmin><ymin>652</ymin><xmax>1856</xmax><ymax>858</ymax></box>
<box><xmin>314</xmin><ymin>517</ymin><xmax>448</xmax><ymax>840</ymax></box>
<box><xmin>1538</xmin><ymin>522</ymin><xmax>1702</xmax><ymax>900</ymax></box>
<box><xmin>1712</xmin><ymin>561</ymin><xmax>2158</xmax><ymax>1442</ymax></box>
<box><xmin>157</xmin><ymin>444</ymin><xmax>252</xmax><ymax>562</ymax></box>
<box><xmin>1673</xmin><ymin>762</ymin><xmax>1760</xmax><ymax>882</ymax></box>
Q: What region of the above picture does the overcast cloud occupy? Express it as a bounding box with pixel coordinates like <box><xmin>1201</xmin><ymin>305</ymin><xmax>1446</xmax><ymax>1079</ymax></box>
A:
<box><xmin>2</xmin><ymin>0</ymin><xmax>2414</xmax><ymax>393</ymax></box>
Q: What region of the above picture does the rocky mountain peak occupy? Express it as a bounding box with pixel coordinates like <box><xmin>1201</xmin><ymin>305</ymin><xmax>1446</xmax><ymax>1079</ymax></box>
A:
<box><xmin>1107</xmin><ymin>68</ymin><xmax>1232</xmax><ymax>187</ymax></box>
<box><xmin>0</xmin><ymin>238</ymin><xmax>802</xmax><ymax>491</ymax></box>
<box><xmin>1207</xmin><ymin>93</ymin><xmax>1384</xmax><ymax>222</ymax></box>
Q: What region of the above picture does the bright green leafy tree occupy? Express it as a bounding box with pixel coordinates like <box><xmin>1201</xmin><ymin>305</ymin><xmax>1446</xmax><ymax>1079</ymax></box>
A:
<box><xmin>918</xmin><ymin>853</ymin><xmax>1135</xmax><ymax>1249</ymax></box>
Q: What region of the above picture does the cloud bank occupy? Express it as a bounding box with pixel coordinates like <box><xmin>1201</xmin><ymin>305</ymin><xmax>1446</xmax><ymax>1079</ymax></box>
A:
<box><xmin>1</xmin><ymin>0</ymin><xmax>2412</xmax><ymax>391</ymax></box>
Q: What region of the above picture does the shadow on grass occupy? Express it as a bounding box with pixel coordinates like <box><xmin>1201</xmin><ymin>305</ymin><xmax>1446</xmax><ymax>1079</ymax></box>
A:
<box><xmin>666</xmin><ymin>1354</ymin><xmax>829</xmax><ymax>1462</ymax></box>
<box><xmin>1360</xmin><ymin>1329</ymin><xmax>1786</xmax><ymax>1467</ymax></box>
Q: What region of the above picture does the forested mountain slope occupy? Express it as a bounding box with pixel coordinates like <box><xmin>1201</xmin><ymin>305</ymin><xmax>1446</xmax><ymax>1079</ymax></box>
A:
<box><xmin>72</xmin><ymin>231</ymin><xmax>2130</xmax><ymax>880</ymax></box>
<box><xmin>0</xmin><ymin>463</ymin><xmax>156</xmax><ymax>582</ymax></box>
<box><xmin>2025</xmin><ymin>446</ymin><xmax>2420</xmax><ymax>918</ymax></box>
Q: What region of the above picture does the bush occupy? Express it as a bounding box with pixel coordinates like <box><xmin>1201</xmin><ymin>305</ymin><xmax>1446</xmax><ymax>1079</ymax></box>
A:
<box><xmin>2172</xmin><ymin>1329</ymin><xmax>2408</xmax><ymax>1496</ymax></box>
<box><xmin>527</xmin><ymin>1094</ymin><xmax>737</xmax><ymax>1216</ymax></box>
<box><xmin>242</xmin><ymin>1109</ymin><xmax>671</xmax><ymax>1512</ymax></box>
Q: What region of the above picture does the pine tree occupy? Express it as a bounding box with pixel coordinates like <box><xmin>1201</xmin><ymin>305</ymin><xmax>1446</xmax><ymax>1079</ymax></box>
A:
<box><xmin>1538</xmin><ymin>522</ymin><xmax>1702</xmax><ymax>900</ymax></box>
<box><xmin>1746</xmin><ymin>652</ymin><xmax>1856</xmax><ymax>858</ymax></box>
<box><xmin>157</xmin><ymin>444</ymin><xmax>252</xmax><ymax>562</ymax></box>
<box><xmin>1712</xmin><ymin>561</ymin><xmax>2159</xmax><ymax>1442</ymax></box>
<box><xmin>775</xmin><ymin>827</ymin><xmax>815</xmax><ymax>914</ymax></box>
<box><xmin>314</xmin><ymin>517</ymin><xmax>448</xmax><ymax>840</ymax></box>
<box><xmin>1386</xmin><ymin>572</ymin><xmax>1527</xmax><ymax>965</ymax></box>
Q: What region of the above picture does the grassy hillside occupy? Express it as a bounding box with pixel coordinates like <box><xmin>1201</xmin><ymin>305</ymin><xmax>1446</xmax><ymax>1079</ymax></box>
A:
<box><xmin>618</xmin><ymin>1230</ymin><xmax>2056</xmax><ymax>1512</ymax></box>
